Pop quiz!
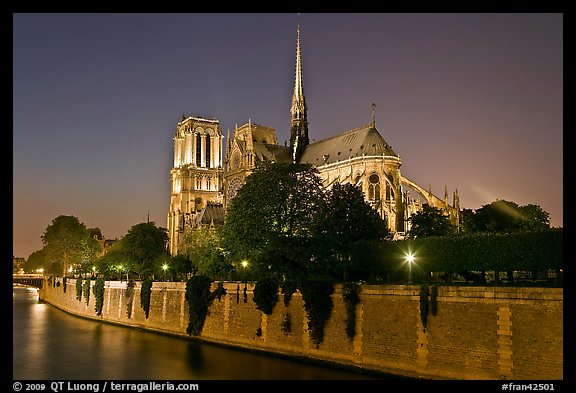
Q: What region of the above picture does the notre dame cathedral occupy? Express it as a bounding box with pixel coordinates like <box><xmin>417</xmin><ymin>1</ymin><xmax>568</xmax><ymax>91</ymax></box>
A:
<box><xmin>167</xmin><ymin>24</ymin><xmax>460</xmax><ymax>256</ymax></box>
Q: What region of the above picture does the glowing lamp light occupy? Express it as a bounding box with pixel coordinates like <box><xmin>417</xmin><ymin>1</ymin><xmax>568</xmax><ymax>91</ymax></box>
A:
<box><xmin>241</xmin><ymin>260</ymin><xmax>248</xmax><ymax>283</ymax></box>
<box><xmin>162</xmin><ymin>264</ymin><xmax>169</xmax><ymax>271</ymax></box>
<box><xmin>405</xmin><ymin>252</ymin><xmax>415</xmax><ymax>284</ymax></box>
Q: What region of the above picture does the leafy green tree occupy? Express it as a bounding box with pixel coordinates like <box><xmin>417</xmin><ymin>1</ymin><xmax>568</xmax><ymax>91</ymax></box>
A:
<box><xmin>41</xmin><ymin>215</ymin><xmax>100</xmax><ymax>276</ymax></box>
<box><xmin>183</xmin><ymin>226</ymin><xmax>231</xmax><ymax>280</ymax></box>
<box><xmin>25</xmin><ymin>249</ymin><xmax>48</xmax><ymax>273</ymax></box>
<box><xmin>518</xmin><ymin>203</ymin><xmax>551</xmax><ymax>231</ymax></box>
<box><xmin>76</xmin><ymin>237</ymin><xmax>104</xmax><ymax>277</ymax></box>
<box><xmin>465</xmin><ymin>199</ymin><xmax>550</xmax><ymax>234</ymax></box>
<box><xmin>95</xmin><ymin>242</ymin><xmax>131</xmax><ymax>280</ymax></box>
<box><xmin>170</xmin><ymin>253</ymin><xmax>194</xmax><ymax>280</ymax></box>
<box><xmin>407</xmin><ymin>204</ymin><xmax>455</xmax><ymax>239</ymax></box>
<box><xmin>221</xmin><ymin>162</ymin><xmax>326</xmax><ymax>280</ymax></box>
<box><xmin>121</xmin><ymin>222</ymin><xmax>169</xmax><ymax>278</ymax></box>
<box><xmin>313</xmin><ymin>182</ymin><xmax>388</xmax><ymax>279</ymax></box>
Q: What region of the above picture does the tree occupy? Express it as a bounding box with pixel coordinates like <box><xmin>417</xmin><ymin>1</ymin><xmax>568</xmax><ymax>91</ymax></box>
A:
<box><xmin>312</xmin><ymin>182</ymin><xmax>388</xmax><ymax>279</ymax></box>
<box><xmin>407</xmin><ymin>204</ymin><xmax>455</xmax><ymax>239</ymax></box>
<box><xmin>170</xmin><ymin>253</ymin><xmax>194</xmax><ymax>280</ymax></box>
<box><xmin>183</xmin><ymin>226</ymin><xmax>231</xmax><ymax>280</ymax></box>
<box><xmin>95</xmin><ymin>244</ymin><xmax>129</xmax><ymax>280</ymax></box>
<box><xmin>465</xmin><ymin>199</ymin><xmax>550</xmax><ymax>234</ymax></box>
<box><xmin>121</xmin><ymin>222</ymin><xmax>169</xmax><ymax>278</ymax></box>
<box><xmin>518</xmin><ymin>203</ymin><xmax>551</xmax><ymax>231</ymax></box>
<box><xmin>25</xmin><ymin>249</ymin><xmax>47</xmax><ymax>273</ymax></box>
<box><xmin>41</xmin><ymin>215</ymin><xmax>100</xmax><ymax>276</ymax></box>
<box><xmin>76</xmin><ymin>237</ymin><xmax>104</xmax><ymax>277</ymax></box>
<box><xmin>221</xmin><ymin>162</ymin><xmax>326</xmax><ymax>280</ymax></box>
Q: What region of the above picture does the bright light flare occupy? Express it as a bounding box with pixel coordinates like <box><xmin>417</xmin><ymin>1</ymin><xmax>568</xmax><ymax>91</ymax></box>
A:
<box><xmin>406</xmin><ymin>253</ymin><xmax>415</xmax><ymax>264</ymax></box>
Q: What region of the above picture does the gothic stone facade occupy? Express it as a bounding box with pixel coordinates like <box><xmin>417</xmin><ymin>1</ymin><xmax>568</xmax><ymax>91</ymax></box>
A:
<box><xmin>167</xmin><ymin>116</ymin><xmax>224</xmax><ymax>255</ymax></box>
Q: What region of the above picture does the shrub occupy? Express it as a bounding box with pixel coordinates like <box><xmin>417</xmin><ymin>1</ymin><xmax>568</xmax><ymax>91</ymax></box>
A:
<box><xmin>253</xmin><ymin>277</ymin><xmax>279</xmax><ymax>315</ymax></box>
<box><xmin>299</xmin><ymin>280</ymin><xmax>334</xmax><ymax>347</ymax></box>
<box><xmin>92</xmin><ymin>278</ymin><xmax>105</xmax><ymax>316</ymax></box>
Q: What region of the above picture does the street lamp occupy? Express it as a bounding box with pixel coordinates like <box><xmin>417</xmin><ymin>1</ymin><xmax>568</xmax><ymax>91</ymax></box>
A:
<box><xmin>406</xmin><ymin>253</ymin><xmax>415</xmax><ymax>284</ymax></box>
<box><xmin>241</xmin><ymin>260</ymin><xmax>248</xmax><ymax>282</ymax></box>
<box><xmin>162</xmin><ymin>263</ymin><xmax>169</xmax><ymax>281</ymax></box>
<box><xmin>117</xmin><ymin>264</ymin><xmax>127</xmax><ymax>282</ymax></box>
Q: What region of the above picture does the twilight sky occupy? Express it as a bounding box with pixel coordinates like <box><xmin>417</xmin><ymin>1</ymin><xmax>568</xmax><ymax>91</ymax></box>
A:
<box><xmin>13</xmin><ymin>13</ymin><xmax>563</xmax><ymax>259</ymax></box>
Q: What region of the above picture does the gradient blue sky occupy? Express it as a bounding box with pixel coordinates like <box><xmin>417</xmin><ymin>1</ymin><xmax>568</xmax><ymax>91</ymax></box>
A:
<box><xmin>13</xmin><ymin>13</ymin><xmax>563</xmax><ymax>259</ymax></box>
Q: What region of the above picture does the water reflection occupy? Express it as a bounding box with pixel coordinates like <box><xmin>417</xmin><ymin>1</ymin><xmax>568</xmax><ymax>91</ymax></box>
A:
<box><xmin>13</xmin><ymin>286</ymin><xmax>383</xmax><ymax>380</ymax></box>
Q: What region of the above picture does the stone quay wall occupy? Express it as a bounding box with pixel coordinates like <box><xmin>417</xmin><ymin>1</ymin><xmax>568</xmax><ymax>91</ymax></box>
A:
<box><xmin>39</xmin><ymin>280</ymin><xmax>563</xmax><ymax>380</ymax></box>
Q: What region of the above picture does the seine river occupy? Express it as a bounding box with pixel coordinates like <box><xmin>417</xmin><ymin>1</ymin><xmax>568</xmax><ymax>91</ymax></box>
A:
<box><xmin>13</xmin><ymin>286</ymin><xmax>387</xmax><ymax>380</ymax></box>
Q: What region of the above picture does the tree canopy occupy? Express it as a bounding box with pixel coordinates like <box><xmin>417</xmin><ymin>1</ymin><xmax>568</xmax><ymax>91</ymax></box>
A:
<box><xmin>222</xmin><ymin>162</ymin><xmax>325</xmax><ymax>280</ymax></box>
<box><xmin>221</xmin><ymin>163</ymin><xmax>390</xmax><ymax>281</ymax></box>
<box><xmin>312</xmin><ymin>182</ymin><xmax>388</xmax><ymax>278</ymax></box>
<box><xmin>120</xmin><ymin>221</ymin><xmax>169</xmax><ymax>278</ymax></box>
<box><xmin>41</xmin><ymin>215</ymin><xmax>101</xmax><ymax>275</ymax></box>
<box><xmin>183</xmin><ymin>226</ymin><xmax>232</xmax><ymax>280</ymax></box>
<box><xmin>407</xmin><ymin>204</ymin><xmax>455</xmax><ymax>239</ymax></box>
<box><xmin>462</xmin><ymin>199</ymin><xmax>550</xmax><ymax>234</ymax></box>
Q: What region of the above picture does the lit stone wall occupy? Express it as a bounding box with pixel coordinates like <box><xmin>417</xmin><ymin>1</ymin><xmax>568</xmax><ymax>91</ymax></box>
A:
<box><xmin>39</xmin><ymin>280</ymin><xmax>562</xmax><ymax>380</ymax></box>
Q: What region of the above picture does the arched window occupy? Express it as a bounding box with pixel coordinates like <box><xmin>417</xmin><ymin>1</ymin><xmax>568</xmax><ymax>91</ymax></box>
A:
<box><xmin>196</xmin><ymin>134</ymin><xmax>201</xmax><ymax>166</ymax></box>
<box><xmin>206</xmin><ymin>136</ymin><xmax>211</xmax><ymax>168</ymax></box>
<box><xmin>368</xmin><ymin>173</ymin><xmax>380</xmax><ymax>201</ymax></box>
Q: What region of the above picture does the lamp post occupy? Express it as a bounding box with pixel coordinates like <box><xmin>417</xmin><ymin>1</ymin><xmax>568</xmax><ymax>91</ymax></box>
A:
<box><xmin>406</xmin><ymin>253</ymin><xmax>415</xmax><ymax>284</ymax></box>
<box><xmin>241</xmin><ymin>260</ymin><xmax>248</xmax><ymax>283</ymax></box>
<box><xmin>162</xmin><ymin>263</ymin><xmax>169</xmax><ymax>281</ymax></box>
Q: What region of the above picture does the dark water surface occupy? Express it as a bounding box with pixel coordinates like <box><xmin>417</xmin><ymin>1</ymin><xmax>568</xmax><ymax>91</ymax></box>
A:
<box><xmin>13</xmin><ymin>286</ymin><xmax>386</xmax><ymax>380</ymax></box>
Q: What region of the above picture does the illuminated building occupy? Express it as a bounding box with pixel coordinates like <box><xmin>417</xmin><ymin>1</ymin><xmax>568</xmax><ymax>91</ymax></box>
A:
<box><xmin>168</xmin><ymin>24</ymin><xmax>459</xmax><ymax>255</ymax></box>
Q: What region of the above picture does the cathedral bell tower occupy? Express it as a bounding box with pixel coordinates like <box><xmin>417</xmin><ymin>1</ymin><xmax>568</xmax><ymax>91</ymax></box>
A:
<box><xmin>290</xmin><ymin>23</ymin><xmax>309</xmax><ymax>163</ymax></box>
<box><xmin>167</xmin><ymin>115</ymin><xmax>224</xmax><ymax>255</ymax></box>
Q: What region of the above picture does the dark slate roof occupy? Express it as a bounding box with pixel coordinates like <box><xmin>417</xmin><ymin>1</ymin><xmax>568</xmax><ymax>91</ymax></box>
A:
<box><xmin>192</xmin><ymin>203</ymin><xmax>225</xmax><ymax>227</ymax></box>
<box><xmin>253</xmin><ymin>143</ymin><xmax>292</xmax><ymax>164</ymax></box>
<box><xmin>299</xmin><ymin>124</ymin><xmax>398</xmax><ymax>166</ymax></box>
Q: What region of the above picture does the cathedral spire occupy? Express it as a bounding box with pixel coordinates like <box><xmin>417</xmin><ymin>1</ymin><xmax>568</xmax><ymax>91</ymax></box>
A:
<box><xmin>291</xmin><ymin>23</ymin><xmax>306</xmax><ymax>121</ymax></box>
<box><xmin>290</xmin><ymin>20</ymin><xmax>309</xmax><ymax>163</ymax></box>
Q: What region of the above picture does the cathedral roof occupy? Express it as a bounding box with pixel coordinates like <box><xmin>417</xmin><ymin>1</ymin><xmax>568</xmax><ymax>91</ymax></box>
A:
<box><xmin>299</xmin><ymin>124</ymin><xmax>398</xmax><ymax>166</ymax></box>
<box><xmin>253</xmin><ymin>143</ymin><xmax>292</xmax><ymax>164</ymax></box>
<box><xmin>191</xmin><ymin>203</ymin><xmax>225</xmax><ymax>227</ymax></box>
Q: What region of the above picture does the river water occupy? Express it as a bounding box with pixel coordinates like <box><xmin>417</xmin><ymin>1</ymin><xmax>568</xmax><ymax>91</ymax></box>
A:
<box><xmin>13</xmin><ymin>286</ymin><xmax>387</xmax><ymax>380</ymax></box>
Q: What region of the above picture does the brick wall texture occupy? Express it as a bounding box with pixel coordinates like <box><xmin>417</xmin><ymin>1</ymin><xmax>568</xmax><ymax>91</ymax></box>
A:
<box><xmin>39</xmin><ymin>280</ymin><xmax>562</xmax><ymax>380</ymax></box>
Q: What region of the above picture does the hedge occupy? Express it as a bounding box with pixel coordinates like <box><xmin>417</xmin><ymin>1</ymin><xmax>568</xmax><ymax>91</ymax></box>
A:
<box><xmin>350</xmin><ymin>228</ymin><xmax>562</xmax><ymax>274</ymax></box>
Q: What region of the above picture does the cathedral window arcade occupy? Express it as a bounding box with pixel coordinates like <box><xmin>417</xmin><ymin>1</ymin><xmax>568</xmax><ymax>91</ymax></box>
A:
<box><xmin>368</xmin><ymin>173</ymin><xmax>381</xmax><ymax>202</ymax></box>
<box><xmin>196</xmin><ymin>134</ymin><xmax>202</xmax><ymax>166</ymax></box>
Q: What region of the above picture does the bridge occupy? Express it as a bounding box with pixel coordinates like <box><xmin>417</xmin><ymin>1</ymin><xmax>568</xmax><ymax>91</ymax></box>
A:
<box><xmin>13</xmin><ymin>274</ymin><xmax>44</xmax><ymax>288</ymax></box>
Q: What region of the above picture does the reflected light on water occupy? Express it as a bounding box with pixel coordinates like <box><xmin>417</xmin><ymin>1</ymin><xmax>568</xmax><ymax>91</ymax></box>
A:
<box><xmin>13</xmin><ymin>286</ymin><xmax>386</xmax><ymax>380</ymax></box>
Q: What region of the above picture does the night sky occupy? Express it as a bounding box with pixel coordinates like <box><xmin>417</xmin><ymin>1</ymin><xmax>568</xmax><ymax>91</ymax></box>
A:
<box><xmin>13</xmin><ymin>13</ymin><xmax>563</xmax><ymax>259</ymax></box>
